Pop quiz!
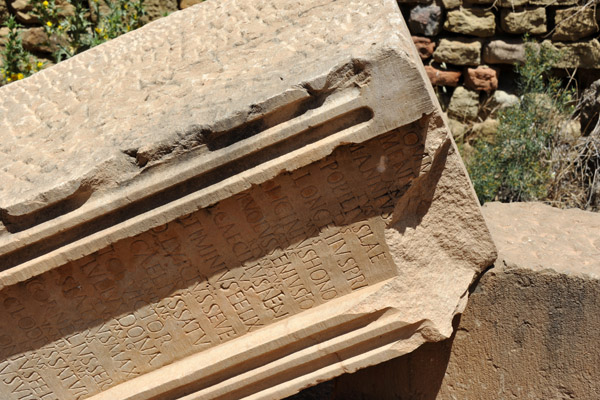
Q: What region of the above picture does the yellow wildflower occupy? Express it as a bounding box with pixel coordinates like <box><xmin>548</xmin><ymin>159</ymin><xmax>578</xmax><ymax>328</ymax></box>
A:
<box><xmin>95</xmin><ymin>27</ymin><xmax>102</xmax><ymax>33</ymax></box>
<box><xmin>42</xmin><ymin>1</ymin><xmax>49</xmax><ymax>7</ymax></box>
<box><xmin>17</xmin><ymin>73</ymin><xmax>24</xmax><ymax>80</ymax></box>
<box><xmin>123</xmin><ymin>3</ymin><xmax>128</xmax><ymax>9</ymax></box>
<box><xmin>37</xmin><ymin>61</ymin><xmax>43</xmax><ymax>68</ymax></box>
<box><xmin>6</xmin><ymin>77</ymin><xmax>11</xmax><ymax>82</ymax></box>
<box><xmin>46</xmin><ymin>21</ymin><xmax>53</xmax><ymax>27</ymax></box>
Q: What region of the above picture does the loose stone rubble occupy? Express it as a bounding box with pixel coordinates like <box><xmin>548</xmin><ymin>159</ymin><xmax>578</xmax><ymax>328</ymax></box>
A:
<box><xmin>0</xmin><ymin>0</ymin><xmax>495</xmax><ymax>399</ymax></box>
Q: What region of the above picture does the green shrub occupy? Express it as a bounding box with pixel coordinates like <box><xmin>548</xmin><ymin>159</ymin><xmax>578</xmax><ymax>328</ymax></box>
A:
<box><xmin>31</xmin><ymin>0</ymin><xmax>146</xmax><ymax>62</ymax></box>
<box><xmin>467</xmin><ymin>38</ymin><xmax>575</xmax><ymax>204</ymax></box>
<box><xmin>0</xmin><ymin>17</ymin><xmax>43</xmax><ymax>85</ymax></box>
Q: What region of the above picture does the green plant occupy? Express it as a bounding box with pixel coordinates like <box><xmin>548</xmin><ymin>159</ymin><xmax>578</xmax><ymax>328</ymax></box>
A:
<box><xmin>30</xmin><ymin>0</ymin><xmax>146</xmax><ymax>62</ymax></box>
<box><xmin>0</xmin><ymin>16</ymin><xmax>44</xmax><ymax>85</ymax></box>
<box><xmin>467</xmin><ymin>38</ymin><xmax>575</xmax><ymax>204</ymax></box>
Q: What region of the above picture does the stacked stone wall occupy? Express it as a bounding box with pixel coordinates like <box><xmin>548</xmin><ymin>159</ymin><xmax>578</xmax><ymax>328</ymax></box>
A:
<box><xmin>401</xmin><ymin>0</ymin><xmax>600</xmax><ymax>139</ymax></box>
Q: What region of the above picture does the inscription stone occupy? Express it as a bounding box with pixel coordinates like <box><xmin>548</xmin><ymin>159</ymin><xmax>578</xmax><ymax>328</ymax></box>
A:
<box><xmin>0</xmin><ymin>0</ymin><xmax>496</xmax><ymax>399</ymax></box>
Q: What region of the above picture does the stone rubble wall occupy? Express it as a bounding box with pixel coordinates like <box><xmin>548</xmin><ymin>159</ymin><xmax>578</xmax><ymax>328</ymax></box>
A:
<box><xmin>402</xmin><ymin>0</ymin><xmax>600</xmax><ymax>140</ymax></box>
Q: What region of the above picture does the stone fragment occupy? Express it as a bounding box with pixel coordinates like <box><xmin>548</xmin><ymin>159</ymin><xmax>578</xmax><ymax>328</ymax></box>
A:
<box><xmin>397</xmin><ymin>0</ymin><xmax>431</xmax><ymax>4</ymax></box>
<box><xmin>412</xmin><ymin>36</ymin><xmax>435</xmax><ymax>60</ymax></box>
<box><xmin>434</xmin><ymin>38</ymin><xmax>482</xmax><ymax>66</ymax></box>
<box><xmin>553</xmin><ymin>7</ymin><xmax>598</xmax><ymax>41</ymax></box>
<box><xmin>441</xmin><ymin>0</ymin><xmax>461</xmax><ymax>8</ymax></box>
<box><xmin>180</xmin><ymin>0</ymin><xmax>204</xmax><ymax>8</ymax></box>
<box><xmin>482</xmin><ymin>39</ymin><xmax>526</xmax><ymax>64</ymax></box>
<box><xmin>0</xmin><ymin>1</ymin><xmax>495</xmax><ymax>399</ymax></box>
<box><xmin>544</xmin><ymin>39</ymin><xmax>600</xmax><ymax>69</ymax></box>
<box><xmin>143</xmin><ymin>0</ymin><xmax>179</xmax><ymax>21</ymax></box>
<box><xmin>530</xmin><ymin>0</ymin><xmax>576</xmax><ymax>5</ymax></box>
<box><xmin>12</xmin><ymin>0</ymin><xmax>74</xmax><ymax>24</ymax></box>
<box><xmin>447</xmin><ymin>118</ymin><xmax>468</xmax><ymax>140</ymax></box>
<box><xmin>464</xmin><ymin>0</ymin><xmax>494</xmax><ymax>4</ymax></box>
<box><xmin>471</xmin><ymin>118</ymin><xmax>499</xmax><ymax>141</ymax></box>
<box><xmin>488</xmin><ymin>90</ymin><xmax>519</xmax><ymax>115</ymax></box>
<box><xmin>21</xmin><ymin>27</ymin><xmax>57</xmax><ymax>53</ymax></box>
<box><xmin>447</xmin><ymin>86</ymin><xmax>480</xmax><ymax>121</ymax></box>
<box><xmin>497</xmin><ymin>0</ymin><xmax>528</xmax><ymax>6</ymax></box>
<box><xmin>444</xmin><ymin>8</ymin><xmax>495</xmax><ymax>37</ymax></box>
<box><xmin>581</xmin><ymin>79</ymin><xmax>600</xmax><ymax>136</ymax></box>
<box><xmin>425</xmin><ymin>65</ymin><xmax>461</xmax><ymax>86</ymax></box>
<box><xmin>0</xmin><ymin>0</ymin><xmax>8</xmax><ymax>24</ymax></box>
<box><xmin>501</xmin><ymin>8</ymin><xmax>547</xmax><ymax>35</ymax></box>
<box><xmin>409</xmin><ymin>3</ymin><xmax>443</xmax><ymax>36</ymax></box>
<box><xmin>465</xmin><ymin>66</ymin><xmax>499</xmax><ymax>92</ymax></box>
<box><xmin>332</xmin><ymin>202</ymin><xmax>600</xmax><ymax>400</ymax></box>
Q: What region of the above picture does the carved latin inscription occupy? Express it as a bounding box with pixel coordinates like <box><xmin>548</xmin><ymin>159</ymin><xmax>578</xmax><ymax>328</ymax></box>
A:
<box><xmin>0</xmin><ymin>123</ymin><xmax>426</xmax><ymax>399</ymax></box>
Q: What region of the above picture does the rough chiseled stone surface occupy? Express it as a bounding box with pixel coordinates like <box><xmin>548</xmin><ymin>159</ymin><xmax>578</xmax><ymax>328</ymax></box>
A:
<box><xmin>501</xmin><ymin>8</ymin><xmax>547</xmax><ymax>35</ymax></box>
<box><xmin>465</xmin><ymin>66</ymin><xmax>498</xmax><ymax>92</ymax></box>
<box><xmin>447</xmin><ymin>86</ymin><xmax>480</xmax><ymax>120</ymax></box>
<box><xmin>0</xmin><ymin>1</ymin><xmax>495</xmax><ymax>400</ymax></box>
<box><xmin>553</xmin><ymin>7</ymin><xmax>599</xmax><ymax>41</ymax></box>
<box><xmin>327</xmin><ymin>202</ymin><xmax>600</xmax><ymax>400</ymax></box>
<box><xmin>444</xmin><ymin>8</ymin><xmax>495</xmax><ymax>37</ymax></box>
<box><xmin>412</xmin><ymin>36</ymin><xmax>435</xmax><ymax>60</ymax></box>
<box><xmin>482</xmin><ymin>39</ymin><xmax>526</xmax><ymax>64</ymax></box>
<box><xmin>425</xmin><ymin>65</ymin><xmax>461</xmax><ymax>86</ymax></box>
<box><xmin>433</xmin><ymin>38</ymin><xmax>481</xmax><ymax>66</ymax></box>
<box><xmin>581</xmin><ymin>79</ymin><xmax>600</xmax><ymax>136</ymax></box>
<box><xmin>409</xmin><ymin>3</ymin><xmax>443</xmax><ymax>36</ymax></box>
<box><xmin>545</xmin><ymin>39</ymin><xmax>600</xmax><ymax>69</ymax></box>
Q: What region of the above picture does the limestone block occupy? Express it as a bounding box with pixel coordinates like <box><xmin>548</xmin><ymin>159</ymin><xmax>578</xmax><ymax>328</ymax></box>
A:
<box><xmin>330</xmin><ymin>202</ymin><xmax>600</xmax><ymax>400</ymax></box>
<box><xmin>441</xmin><ymin>0</ymin><xmax>461</xmax><ymax>9</ymax></box>
<box><xmin>446</xmin><ymin>118</ymin><xmax>468</xmax><ymax>140</ymax></box>
<box><xmin>471</xmin><ymin>118</ymin><xmax>499</xmax><ymax>140</ymax></box>
<box><xmin>444</xmin><ymin>8</ymin><xmax>495</xmax><ymax>37</ymax></box>
<box><xmin>412</xmin><ymin>36</ymin><xmax>436</xmax><ymax>60</ymax></box>
<box><xmin>501</xmin><ymin>7</ymin><xmax>547</xmax><ymax>35</ymax></box>
<box><xmin>0</xmin><ymin>1</ymin><xmax>495</xmax><ymax>399</ymax></box>
<box><xmin>544</xmin><ymin>39</ymin><xmax>600</xmax><ymax>69</ymax></box>
<box><xmin>180</xmin><ymin>0</ymin><xmax>204</xmax><ymax>9</ymax></box>
<box><xmin>580</xmin><ymin>79</ymin><xmax>600</xmax><ymax>135</ymax></box>
<box><xmin>434</xmin><ymin>38</ymin><xmax>482</xmax><ymax>66</ymax></box>
<box><xmin>143</xmin><ymin>0</ymin><xmax>179</xmax><ymax>21</ymax></box>
<box><xmin>464</xmin><ymin>66</ymin><xmax>499</xmax><ymax>92</ymax></box>
<box><xmin>447</xmin><ymin>86</ymin><xmax>480</xmax><ymax>121</ymax></box>
<box><xmin>497</xmin><ymin>0</ymin><xmax>528</xmax><ymax>7</ymax></box>
<box><xmin>482</xmin><ymin>39</ymin><xmax>526</xmax><ymax>64</ymax></box>
<box><xmin>488</xmin><ymin>89</ymin><xmax>519</xmax><ymax>115</ymax></box>
<box><xmin>553</xmin><ymin>7</ymin><xmax>599</xmax><ymax>41</ymax></box>
<box><xmin>0</xmin><ymin>0</ymin><xmax>8</xmax><ymax>24</ymax></box>
<box><xmin>425</xmin><ymin>65</ymin><xmax>461</xmax><ymax>86</ymax></box>
<box><xmin>530</xmin><ymin>0</ymin><xmax>576</xmax><ymax>5</ymax></box>
<box><xmin>409</xmin><ymin>3</ymin><xmax>443</xmax><ymax>36</ymax></box>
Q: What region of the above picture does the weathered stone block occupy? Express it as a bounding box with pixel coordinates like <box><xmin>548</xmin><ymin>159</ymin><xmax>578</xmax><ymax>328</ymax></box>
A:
<box><xmin>544</xmin><ymin>39</ymin><xmax>600</xmax><ymax>69</ymax></box>
<box><xmin>497</xmin><ymin>0</ymin><xmax>528</xmax><ymax>7</ymax></box>
<box><xmin>482</xmin><ymin>39</ymin><xmax>526</xmax><ymax>64</ymax></box>
<box><xmin>425</xmin><ymin>65</ymin><xmax>461</xmax><ymax>86</ymax></box>
<box><xmin>581</xmin><ymin>79</ymin><xmax>600</xmax><ymax>135</ymax></box>
<box><xmin>434</xmin><ymin>38</ymin><xmax>482</xmax><ymax>66</ymax></box>
<box><xmin>447</xmin><ymin>86</ymin><xmax>480</xmax><ymax>121</ymax></box>
<box><xmin>409</xmin><ymin>3</ymin><xmax>443</xmax><ymax>36</ymax></box>
<box><xmin>444</xmin><ymin>8</ymin><xmax>495</xmax><ymax>37</ymax></box>
<box><xmin>143</xmin><ymin>0</ymin><xmax>179</xmax><ymax>21</ymax></box>
<box><xmin>412</xmin><ymin>36</ymin><xmax>436</xmax><ymax>60</ymax></box>
<box><xmin>464</xmin><ymin>65</ymin><xmax>499</xmax><ymax>92</ymax></box>
<box><xmin>0</xmin><ymin>0</ymin><xmax>9</xmax><ymax>24</ymax></box>
<box><xmin>553</xmin><ymin>7</ymin><xmax>599</xmax><ymax>41</ymax></box>
<box><xmin>330</xmin><ymin>202</ymin><xmax>600</xmax><ymax>400</ymax></box>
<box><xmin>501</xmin><ymin>7</ymin><xmax>547</xmax><ymax>35</ymax></box>
<box><xmin>0</xmin><ymin>1</ymin><xmax>495</xmax><ymax>399</ymax></box>
<box><xmin>441</xmin><ymin>0</ymin><xmax>461</xmax><ymax>8</ymax></box>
